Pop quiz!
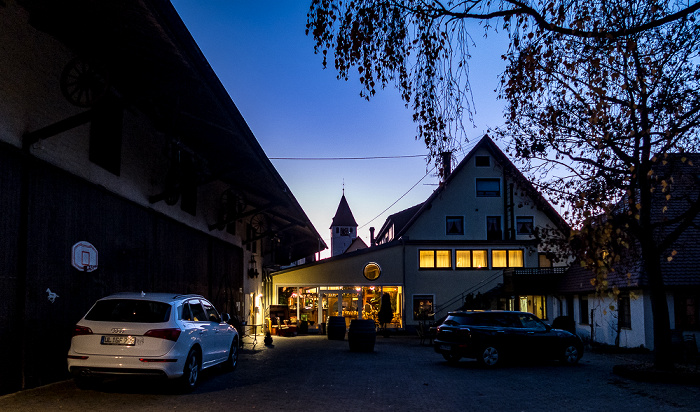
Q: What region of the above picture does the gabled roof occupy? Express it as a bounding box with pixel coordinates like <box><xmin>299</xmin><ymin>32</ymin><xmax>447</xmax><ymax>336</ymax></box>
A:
<box><xmin>559</xmin><ymin>154</ymin><xmax>700</xmax><ymax>292</ymax></box>
<box><xmin>345</xmin><ymin>236</ymin><xmax>368</xmax><ymax>253</ymax></box>
<box><xmin>330</xmin><ymin>194</ymin><xmax>358</xmax><ymax>228</ymax></box>
<box><xmin>394</xmin><ymin>135</ymin><xmax>570</xmax><ymax>239</ymax></box>
<box><xmin>375</xmin><ymin>203</ymin><xmax>423</xmax><ymax>241</ymax></box>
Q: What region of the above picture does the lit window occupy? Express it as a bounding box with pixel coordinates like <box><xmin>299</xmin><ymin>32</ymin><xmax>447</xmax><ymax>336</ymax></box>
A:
<box><xmin>473</xmin><ymin>250</ymin><xmax>487</xmax><ymax>268</ymax></box>
<box><xmin>508</xmin><ymin>250</ymin><xmax>524</xmax><ymax>267</ymax></box>
<box><xmin>492</xmin><ymin>250</ymin><xmax>507</xmax><ymax>267</ymax></box>
<box><xmin>456</xmin><ymin>250</ymin><xmax>471</xmax><ymax>268</ymax></box>
<box><xmin>492</xmin><ymin>250</ymin><xmax>524</xmax><ymax>268</ymax></box>
<box><xmin>419</xmin><ymin>250</ymin><xmax>452</xmax><ymax>269</ymax></box>
<box><xmin>476</xmin><ymin>178</ymin><xmax>500</xmax><ymax>197</ymax></box>
<box><xmin>436</xmin><ymin>250</ymin><xmax>451</xmax><ymax>268</ymax></box>
<box><xmin>456</xmin><ymin>250</ymin><xmax>488</xmax><ymax>269</ymax></box>
<box><xmin>419</xmin><ymin>250</ymin><xmax>435</xmax><ymax>268</ymax></box>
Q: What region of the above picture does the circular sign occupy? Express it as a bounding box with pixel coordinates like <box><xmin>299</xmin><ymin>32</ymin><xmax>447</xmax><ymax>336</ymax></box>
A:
<box><xmin>72</xmin><ymin>241</ymin><xmax>98</xmax><ymax>272</ymax></box>
<box><xmin>363</xmin><ymin>262</ymin><xmax>381</xmax><ymax>281</ymax></box>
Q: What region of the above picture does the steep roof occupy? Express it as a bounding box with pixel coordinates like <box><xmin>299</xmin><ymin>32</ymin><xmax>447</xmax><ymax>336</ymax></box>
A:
<box><xmin>330</xmin><ymin>194</ymin><xmax>358</xmax><ymax>228</ymax></box>
<box><xmin>345</xmin><ymin>236</ymin><xmax>368</xmax><ymax>253</ymax></box>
<box><xmin>17</xmin><ymin>0</ymin><xmax>327</xmax><ymax>261</ymax></box>
<box><xmin>395</xmin><ymin>135</ymin><xmax>570</xmax><ymax>239</ymax></box>
<box><xmin>375</xmin><ymin>202</ymin><xmax>423</xmax><ymax>242</ymax></box>
<box><xmin>559</xmin><ymin>153</ymin><xmax>700</xmax><ymax>293</ymax></box>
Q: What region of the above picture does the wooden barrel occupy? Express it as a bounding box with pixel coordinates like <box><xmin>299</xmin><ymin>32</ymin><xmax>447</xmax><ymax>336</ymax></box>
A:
<box><xmin>327</xmin><ymin>316</ymin><xmax>346</xmax><ymax>340</ymax></box>
<box><xmin>348</xmin><ymin>319</ymin><xmax>376</xmax><ymax>352</ymax></box>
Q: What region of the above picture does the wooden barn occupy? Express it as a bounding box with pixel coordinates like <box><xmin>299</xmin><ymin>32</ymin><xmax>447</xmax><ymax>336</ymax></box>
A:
<box><xmin>0</xmin><ymin>0</ymin><xmax>325</xmax><ymax>394</ymax></box>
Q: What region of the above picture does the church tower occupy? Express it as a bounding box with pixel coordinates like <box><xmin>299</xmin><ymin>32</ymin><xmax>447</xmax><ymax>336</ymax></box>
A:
<box><xmin>330</xmin><ymin>191</ymin><xmax>358</xmax><ymax>256</ymax></box>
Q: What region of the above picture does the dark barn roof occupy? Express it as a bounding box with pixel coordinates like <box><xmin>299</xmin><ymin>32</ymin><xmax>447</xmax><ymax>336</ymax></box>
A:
<box><xmin>19</xmin><ymin>0</ymin><xmax>325</xmax><ymax>261</ymax></box>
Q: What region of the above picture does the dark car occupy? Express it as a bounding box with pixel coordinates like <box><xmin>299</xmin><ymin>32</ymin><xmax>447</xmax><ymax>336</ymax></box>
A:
<box><xmin>433</xmin><ymin>310</ymin><xmax>583</xmax><ymax>367</ymax></box>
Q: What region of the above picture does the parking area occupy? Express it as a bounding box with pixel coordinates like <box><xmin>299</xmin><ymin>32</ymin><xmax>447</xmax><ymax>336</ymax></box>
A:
<box><xmin>1</xmin><ymin>334</ymin><xmax>698</xmax><ymax>411</ymax></box>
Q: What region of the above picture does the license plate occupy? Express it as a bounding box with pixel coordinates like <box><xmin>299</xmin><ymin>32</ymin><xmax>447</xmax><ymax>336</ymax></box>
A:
<box><xmin>101</xmin><ymin>335</ymin><xmax>136</xmax><ymax>346</ymax></box>
<box><xmin>439</xmin><ymin>344</ymin><xmax>451</xmax><ymax>351</ymax></box>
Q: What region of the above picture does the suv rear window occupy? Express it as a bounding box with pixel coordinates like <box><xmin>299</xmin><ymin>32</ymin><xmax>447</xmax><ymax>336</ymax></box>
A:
<box><xmin>85</xmin><ymin>299</ymin><xmax>171</xmax><ymax>323</ymax></box>
<box><xmin>444</xmin><ymin>313</ymin><xmax>519</xmax><ymax>327</ymax></box>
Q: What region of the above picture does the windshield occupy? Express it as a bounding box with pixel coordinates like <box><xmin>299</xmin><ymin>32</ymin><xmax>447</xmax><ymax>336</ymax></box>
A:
<box><xmin>85</xmin><ymin>299</ymin><xmax>171</xmax><ymax>323</ymax></box>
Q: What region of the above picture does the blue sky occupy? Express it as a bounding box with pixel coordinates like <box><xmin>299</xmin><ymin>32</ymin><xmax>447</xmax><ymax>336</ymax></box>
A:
<box><xmin>170</xmin><ymin>1</ymin><xmax>510</xmax><ymax>257</ymax></box>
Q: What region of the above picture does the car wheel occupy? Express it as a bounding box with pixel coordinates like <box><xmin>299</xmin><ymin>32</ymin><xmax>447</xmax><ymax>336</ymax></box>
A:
<box><xmin>477</xmin><ymin>345</ymin><xmax>500</xmax><ymax>367</ymax></box>
<box><xmin>561</xmin><ymin>344</ymin><xmax>581</xmax><ymax>365</ymax></box>
<box><xmin>442</xmin><ymin>353</ymin><xmax>461</xmax><ymax>364</ymax></box>
<box><xmin>223</xmin><ymin>337</ymin><xmax>239</xmax><ymax>371</ymax></box>
<box><xmin>179</xmin><ymin>348</ymin><xmax>201</xmax><ymax>392</ymax></box>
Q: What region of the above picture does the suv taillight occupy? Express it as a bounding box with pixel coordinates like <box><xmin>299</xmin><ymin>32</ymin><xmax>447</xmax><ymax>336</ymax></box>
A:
<box><xmin>456</xmin><ymin>327</ymin><xmax>472</xmax><ymax>337</ymax></box>
<box><xmin>144</xmin><ymin>328</ymin><xmax>181</xmax><ymax>342</ymax></box>
<box><xmin>72</xmin><ymin>325</ymin><xmax>93</xmax><ymax>337</ymax></box>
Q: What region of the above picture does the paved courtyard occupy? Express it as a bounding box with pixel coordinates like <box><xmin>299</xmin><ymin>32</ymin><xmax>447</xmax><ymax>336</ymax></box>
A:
<box><xmin>1</xmin><ymin>334</ymin><xmax>698</xmax><ymax>411</ymax></box>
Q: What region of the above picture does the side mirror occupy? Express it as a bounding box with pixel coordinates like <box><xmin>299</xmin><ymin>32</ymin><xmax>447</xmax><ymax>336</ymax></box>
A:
<box><xmin>221</xmin><ymin>313</ymin><xmax>231</xmax><ymax>323</ymax></box>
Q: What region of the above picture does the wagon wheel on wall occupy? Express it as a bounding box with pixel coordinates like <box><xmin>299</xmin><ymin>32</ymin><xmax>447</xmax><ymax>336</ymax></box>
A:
<box><xmin>250</xmin><ymin>213</ymin><xmax>268</xmax><ymax>236</ymax></box>
<box><xmin>60</xmin><ymin>56</ymin><xmax>110</xmax><ymax>107</ymax></box>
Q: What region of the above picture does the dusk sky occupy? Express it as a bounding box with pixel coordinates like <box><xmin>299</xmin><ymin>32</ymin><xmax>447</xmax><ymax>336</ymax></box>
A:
<box><xmin>170</xmin><ymin>1</ymin><xmax>510</xmax><ymax>257</ymax></box>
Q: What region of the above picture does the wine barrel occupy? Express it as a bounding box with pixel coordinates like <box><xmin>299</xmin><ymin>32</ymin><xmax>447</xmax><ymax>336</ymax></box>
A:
<box><xmin>348</xmin><ymin>319</ymin><xmax>376</xmax><ymax>352</ymax></box>
<box><xmin>327</xmin><ymin>316</ymin><xmax>346</xmax><ymax>340</ymax></box>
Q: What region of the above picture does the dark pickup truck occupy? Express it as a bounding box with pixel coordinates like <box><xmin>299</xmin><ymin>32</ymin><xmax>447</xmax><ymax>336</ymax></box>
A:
<box><xmin>433</xmin><ymin>310</ymin><xmax>583</xmax><ymax>367</ymax></box>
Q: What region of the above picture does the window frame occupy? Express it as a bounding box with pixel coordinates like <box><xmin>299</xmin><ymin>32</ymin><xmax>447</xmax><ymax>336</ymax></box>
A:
<box><xmin>418</xmin><ymin>249</ymin><xmax>453</xmax><ymax>269</ymax></box>
<box><xmin>491</xmin><ymin>249</ymin><xmax>524</xmax><ymax>268</ymax></box>
<box><xmin>515</xmin><ymin>216</ymin><xmax>534</xmax><ymax>235</ymax></box>
<box><xmin>455</xmin><ymin>249</ymin><xmax>488</xmax><ymax>269</ymax></box>
<box><xmin>413</xmin><ymin>294</ymin><xmax>435</xmax><ymax>320</ymax></box>
<box><xmin>446</xmin><ymin>216</ymin><xmax>464</xmax><ymax>235</ymax></box>
<box><xmin>476</xmin><ymin>178</ymin><xmax>501</xmax><ymax>197</ymax></box>
<box><xmin>618</xmin><ymin>294</ymin><xmax>631</xmax><ymax>329</ymax></box>
<box><xmin>475</xmin><ymin>156</ymin><xmax>491</xmax><ymax>167</ymax></box>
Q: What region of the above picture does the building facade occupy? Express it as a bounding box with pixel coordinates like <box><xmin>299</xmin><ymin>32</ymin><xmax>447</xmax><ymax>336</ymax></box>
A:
<box><xmin>271</xmin><ymin>136</ymin><xmax>571</xmax><ymax>330</ymax></box>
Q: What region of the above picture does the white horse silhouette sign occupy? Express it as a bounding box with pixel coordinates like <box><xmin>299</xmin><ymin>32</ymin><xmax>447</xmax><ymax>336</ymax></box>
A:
<box><xmin>71</xmin><ymin>241</ymin><xmax>98</xmax><ymax>272</ymax></box>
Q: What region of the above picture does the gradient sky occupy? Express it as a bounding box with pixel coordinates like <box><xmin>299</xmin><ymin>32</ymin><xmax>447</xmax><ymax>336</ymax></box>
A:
<box><xmin>170</xmin><ymin>1</ymin><xmax>510</xmax><ymax>257</ymax></box>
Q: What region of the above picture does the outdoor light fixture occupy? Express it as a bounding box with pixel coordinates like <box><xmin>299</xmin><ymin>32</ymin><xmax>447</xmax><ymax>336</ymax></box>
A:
<box><xmin>248</xmin><ymin>255</ymin><xmax>259</xmax><ymax>278</ymax></box>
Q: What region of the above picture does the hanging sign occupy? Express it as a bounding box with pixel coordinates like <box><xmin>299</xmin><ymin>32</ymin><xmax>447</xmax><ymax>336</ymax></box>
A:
<box><xmin>72</xmin><ymin>241</ymin><xmax>98</xmax><ymax>272</ymax></box>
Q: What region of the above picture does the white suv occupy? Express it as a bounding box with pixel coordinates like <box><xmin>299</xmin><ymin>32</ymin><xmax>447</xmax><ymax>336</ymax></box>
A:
<box><xmin>67</xmin><ymin>292</ymin><xmax>239</xmax><ymax>391</ymax></box>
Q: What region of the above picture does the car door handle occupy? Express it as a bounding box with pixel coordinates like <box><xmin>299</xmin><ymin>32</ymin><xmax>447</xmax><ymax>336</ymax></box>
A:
<box><xmin>527</xmin><ymin>332</ymin><xmax>535</xmax><ymax>334</ymax></box>
<box><xmin>199</xmin><ymin>330</ymin><xmax>206</xmax><ymax>335</ymax></box>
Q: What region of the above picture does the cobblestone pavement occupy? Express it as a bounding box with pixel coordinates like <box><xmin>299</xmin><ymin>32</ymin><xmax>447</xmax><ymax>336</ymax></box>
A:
<box><xmin>1</xmin><ymin>334</ymin><xmax>698</xmax><ymax>411</ymax></box>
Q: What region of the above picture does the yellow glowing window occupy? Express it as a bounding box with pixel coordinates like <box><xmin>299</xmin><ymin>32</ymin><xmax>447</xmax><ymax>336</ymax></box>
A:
<box><xmin>473</xmin><ymin>250</ymin><xmax>487</xmax><ymax>268</ymax></box>
<box><xmin>492</xmin><ymin>250</ymin><xmax>524</xmax><ymax>268</ymax></box>
<box><xmin>492</xmin><ymin>250</ymin><xmax>507</xmax><ymax>267</ymax></box>
<box><xmin>436</xmin><ymin>250</ymin><xmax>451</xmax><ymax>268</ymax></box>
<box><xmin>456</xmin><ymin>250</ymin><xmax>471</xmax><ymax>268</ymax></box>
<box><xmin>419</xmin><ymin>250</ymin><xmax>452</xmax><ymax>269</ymax></box>
<box><xmin>419</xmin><ymin>250</ymin><xmax>435</xmax><ymax>268</ymax></box>
<box><xmin>508</xmin><ymin>250</ymin><xmax>524</xmax><ymax>267</ymax></box>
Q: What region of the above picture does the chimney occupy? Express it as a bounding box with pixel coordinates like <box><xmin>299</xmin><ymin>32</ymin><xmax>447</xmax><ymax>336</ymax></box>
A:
<box><xmin>370</xmin><ymin>227</ymin><xmax>376</xmax><ymax>247</ymax></box>
<box><xmin>440</xmin><ymin>151</ymin><xmax>452</xmax><ymax>181</ymax></box>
